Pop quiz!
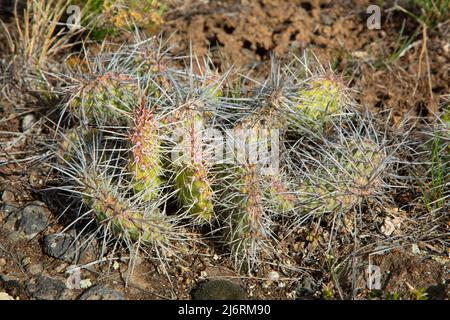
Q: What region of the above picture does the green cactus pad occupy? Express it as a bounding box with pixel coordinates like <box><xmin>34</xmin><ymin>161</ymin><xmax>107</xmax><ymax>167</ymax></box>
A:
<box><xmin>298</xmin><ymin>138</ymin><xmax>384</xmax><ymax>216</ymax></box>
<box><xmin>296</xmin><ymin>78</ymin><xmax>343</xmax><ymax>128</ymax></box>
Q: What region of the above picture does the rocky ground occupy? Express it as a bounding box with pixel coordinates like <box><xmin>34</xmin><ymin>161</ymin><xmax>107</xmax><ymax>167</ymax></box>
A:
<box><xmin>0</xmin><ymin>0</ymin><xmax>449</xmax><ymax>300</ymax></box>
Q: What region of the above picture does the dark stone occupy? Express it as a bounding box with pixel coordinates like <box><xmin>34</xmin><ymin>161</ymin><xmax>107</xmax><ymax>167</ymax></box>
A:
<box><xmin>26</xmin><ymin>275</ymin><xmax>68</xmax><ymax>300</ymax></box>
<box><xmin>43</xmin><ymin>234</ymin><xmax>77</xmax><ymax>262</ymax></box>
<box><xmin>0</xmin><ymin>275</ymin><xmax>27</xmax><ymax>299</ymax></box>
<box><xmin>193</xmin><ymin>279</ymin><xmax>246</xmax><ymax>300</ymax></box>
<box><xmin>295</xmin><ymin>276</ymin><xmax>319</xmax><ymax>300</ymax></box>
<box><xmin>79</xmin><ymin>285</ymin><xmax>125</xmax><ymax>300</ymax></box>
<box><xmin>426</xmin><ymin>283</ymin><xmax>448</xmax><ymax>300</ymax></box>
<box><xmin>15</xmin><ymin>202</ymin><xmax>49</xmax><ymax>238</ymax></box>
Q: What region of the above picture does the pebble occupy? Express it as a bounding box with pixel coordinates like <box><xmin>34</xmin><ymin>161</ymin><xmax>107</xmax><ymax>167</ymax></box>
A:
<box><xmin>1</xmin><ymin>190</ymin><xmax>15</xmax><ymax>203</ymax></box>
<box><xmin>79</xmin><ymin>285</ymin><xmax>125</xmax><ymax>300</ymax></box>
<box><xmin>0</xmin><ymin>204</ymin><xmax>18</xmax><ymax>219</ymax></box>
<box><xmin>26</xmin><ymin>263</ymin><xmax>44</xmax><ymax>275</ymax></box>
<box><xmin>42</xmin><ymin>233</ymin><xmax>77</xmax><ymax>262</ymax></box>
<box><xmin>79</xmin><ymin>279</ymin><xmax>93</xmax><ymax>289</ymax></box>
<box><xmin>268</xmin><ymin>270</ymin><xmax>280</xmax><ymax>281</ymax></box>
<box><xmin>15</xmin><ymin>201</ymin><xmax>50</xmax><ymax>239</ymax></box>
<box><xmin>0</xmin><ymin>292</ymin><xmax>15</xmax><ymax>300</ymax></box>
<box><xmin>0</xmin><ymin>258</ymin><xmax>6</xmax><ymax>267</ymax></box>
<box><xmin>26</xmin><ymin>275</ymin><xmax>68</xmax><ymax>300</ymax></box>
<box><xmin>193</xmin><ymin>279</ymin><xmax>246</xmax><ymax>300</ymax></box>
<box><xmin>21</xmin><ymin>114</ymin><xmax>36</xmax><ymax>132</ymax></box>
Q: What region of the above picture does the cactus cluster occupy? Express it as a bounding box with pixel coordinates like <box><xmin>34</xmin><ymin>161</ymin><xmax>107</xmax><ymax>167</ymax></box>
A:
<box><xmin>53</xmin><ymin>37</ymin><xmax>397</xmax><ymax>272</ymax></box>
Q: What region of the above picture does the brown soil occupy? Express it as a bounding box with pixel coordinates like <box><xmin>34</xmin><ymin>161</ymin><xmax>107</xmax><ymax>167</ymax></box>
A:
<box><xmin>162</xmin><ymin>0</ymin><xmax>449</xmax><ymax>120</ymax></box>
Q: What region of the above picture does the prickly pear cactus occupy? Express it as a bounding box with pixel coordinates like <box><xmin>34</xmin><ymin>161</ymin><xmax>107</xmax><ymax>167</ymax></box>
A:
<box><xmin>53</xmin><ymin>36</ymin><xmax>404</xmax><ymax>275</ymax></box>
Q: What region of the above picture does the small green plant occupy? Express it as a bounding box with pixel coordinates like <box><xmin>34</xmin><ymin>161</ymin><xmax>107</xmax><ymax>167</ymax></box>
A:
<box><xmin>415</xmin><ymin>107</ymin><xmax>449</xmax><ymax>212</ymax></box>
<box><xmin>370</xmin><ymin>21</ymin><xmax>419</xmax><ymax>70</ymax></box>
<box><xmin>396</xmin><ymin>0</ymin><xmax>450</xmax><ymax>28</ymax></box>
<box><xmin>409</xmin><ymin>287</ymin><xmax>428</xmax><ymax>300</ymax></box>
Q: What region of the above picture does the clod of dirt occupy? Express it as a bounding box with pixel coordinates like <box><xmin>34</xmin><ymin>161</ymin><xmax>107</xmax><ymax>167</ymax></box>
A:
<box><xmin>192</xmin><ymin>279</ymin><xmax>246</xmax><ymax>300</ymax></box>
<box><xmin>79</xmin><ymin>285</ymin><xmax>125</xmax><ymax>300</ymax></box>
<box><xmin>26</xmin><ymin>275</ymin><xmax>69</xmax><ymax>300</ymax></box>
<box><xmin>43</xmin><ymin>233</ymin><xmax>77</xmax><ymax>263</ymax></box>
<box><xmin>14</xmin><ymin>201</ymin><xmax>50</xmax><ymax>239</ymax></box>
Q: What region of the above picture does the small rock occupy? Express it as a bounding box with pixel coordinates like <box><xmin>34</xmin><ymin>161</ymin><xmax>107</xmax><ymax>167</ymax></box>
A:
<box><xmin>193</xmin><ymin>279</ymin><xmax>246</xmax><ymax>300</ymax></box>
<box><xmin>43</xmin><ymin>233</ymin><xmax>77</xmax><ymax>262</ymax></box>
<box><xmin>15</xmin><ymin>201</ymin><xmax>49</xmax><ymax>239</ymax></box>
<box><xmin>268</xmin><ymin>270</ymin><xmax>280</xmax><ymax>281</ymax></box>
<box><xmin>26</xmin><ymin>275</ymin><xmax>68</xmax><ymax>300</ymax></box>
<box><xmin>79</xmin><ymin>279</ymin><xmax>92</xmax><ymax>289</ymax></box>
<box><xmin>21</xmin><ymin>114</ymin><xmax>36</xmax><ymax>132</ymax></box>
<box><xmin>79</xmin><ymin>285</ymin><xmax>125</xmax><ymax>300</ymax></box>
<box><xmin>295</xmin><ymin>276</ymin><xmax>318</xmax><ymax>300</ymax></box>
<box><xmin>1</xmin><ymin>190</ymin><xmax>15</xmax><ymax>203</ymax></box>
<box><xmin>0</xmin><ymin>258</ymin><xmax>6</xmax><ymax>267</ymax></box>
<box><xmin>0</xmin><ymin>292</ymin><xmax>15</xmax><ymax>300</ymax></box>
<box><xmin>411</xmin><ymin>244</ymin><xmax>421</xmax><ymax>254</ymax></box>
<box><xmin>0</xmin><ymin>203</ymin><xmax>18</xmax><ymax>219</ymax></box>
<box><xmin>26</xmin><ymin>263</ymin><xmax>44</xmax><ymax>275</ymax></box>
